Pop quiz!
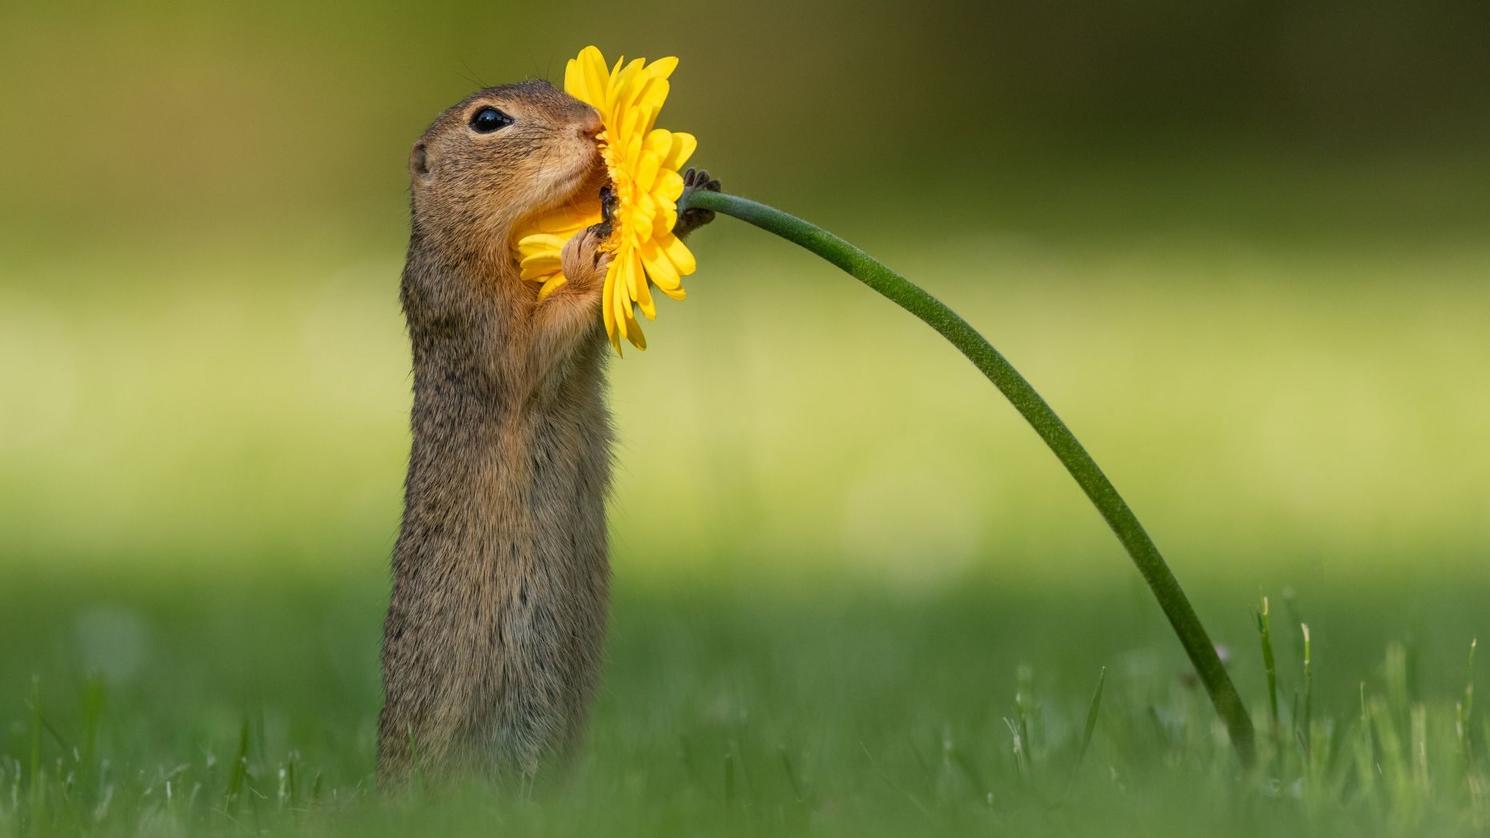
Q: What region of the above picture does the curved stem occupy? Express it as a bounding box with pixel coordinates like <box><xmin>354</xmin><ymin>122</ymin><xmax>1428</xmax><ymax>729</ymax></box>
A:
<box><xmin>682</xmin><ymin>189</ymin><xmax>1256</xmax><ymax>765</ymax></box>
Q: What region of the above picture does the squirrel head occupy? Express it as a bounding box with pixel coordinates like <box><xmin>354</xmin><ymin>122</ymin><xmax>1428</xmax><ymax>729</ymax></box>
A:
<box><xmin>407</xmin><ymin>80</ymin><xmax>604</xmax><ymax>272</ymax></box>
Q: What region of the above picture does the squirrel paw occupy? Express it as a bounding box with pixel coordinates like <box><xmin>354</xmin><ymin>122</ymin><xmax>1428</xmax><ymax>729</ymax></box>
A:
<box><xmin>559</xmin><ymin>223</ymin><xmax>612</xmax><ymax>294</ymax></box>
<box><xmin>673</xmin><ymin>168</ymin><xmax>721</xmax><ymax>238</ymax></box>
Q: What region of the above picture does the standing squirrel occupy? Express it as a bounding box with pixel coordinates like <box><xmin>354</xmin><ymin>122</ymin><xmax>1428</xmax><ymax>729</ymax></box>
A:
<box><xmin>377</xmin><ymin>80</ymin><xmax>717</xmax><ymax>781</ymax></box>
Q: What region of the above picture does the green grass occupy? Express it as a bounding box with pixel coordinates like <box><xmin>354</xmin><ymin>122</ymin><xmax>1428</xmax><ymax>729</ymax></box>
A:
<box><xmin>2</xmin><ymin>568</ymin><xmax>1488</xmax><ymax>837</ymax></box>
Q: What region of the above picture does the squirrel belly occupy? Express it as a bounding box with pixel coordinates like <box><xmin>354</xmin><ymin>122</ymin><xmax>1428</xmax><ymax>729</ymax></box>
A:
<box><xmin>378</xmin><ymin>312</ymin><xmax>613</xmax><ymax>778</ymax></box>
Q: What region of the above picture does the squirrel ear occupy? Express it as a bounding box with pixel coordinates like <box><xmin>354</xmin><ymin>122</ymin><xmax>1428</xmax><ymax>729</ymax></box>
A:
<box><xmin>410</xmin><ymin>142</ymin><xmax>432</xmax><ymax>181</ymax></box>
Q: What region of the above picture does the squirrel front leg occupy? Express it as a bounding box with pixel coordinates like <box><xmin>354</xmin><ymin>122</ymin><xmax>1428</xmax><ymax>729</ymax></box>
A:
<box><xmin>527</xmin><ymin>224</ymin><xmax>611</xmax><ymax>380</ymax></box>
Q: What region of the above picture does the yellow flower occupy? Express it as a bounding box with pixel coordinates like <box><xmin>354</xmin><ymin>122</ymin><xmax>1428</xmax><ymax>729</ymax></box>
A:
<box><xmin>516</xmin><ymin>46</ymin><xmax>699</xmax><ymax>352</ymax></box>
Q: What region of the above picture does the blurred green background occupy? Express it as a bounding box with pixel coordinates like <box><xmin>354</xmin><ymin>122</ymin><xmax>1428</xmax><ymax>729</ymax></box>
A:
<box><xmin>2</xmin><ymin>1</ymin><xmax>1489</xmax><ymax>833</ymax></box>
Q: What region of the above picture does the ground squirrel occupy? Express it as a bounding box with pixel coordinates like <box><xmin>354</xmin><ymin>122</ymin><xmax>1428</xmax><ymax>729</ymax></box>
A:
<box><xmin>377</xmin><ymin>80</ymin><xmax>716</xmax><ymax>782</ymax></box>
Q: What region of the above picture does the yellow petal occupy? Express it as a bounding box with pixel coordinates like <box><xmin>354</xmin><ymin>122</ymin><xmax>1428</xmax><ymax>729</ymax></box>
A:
<box><xmin>662</xmin><ymin>132</ymin><xmax>697</xmax><ymax>170</ymax></box>
<box><xmin>606</xmin><ymin>56</ymin><xmax>627</xmax><ymax>108</ymax></box>
<box><xmin>660</xmin><ymin>234</ymin><xmax>696</xmax><ymax>276</ymax></box>
<box><xmin>634</xmin><ymin>150</ymin><xmax>661</xmax><ymax>191</ymax></box>
<box><xmin>618</xmin><ymin>108</ymin><xmax>644</xmax><ymax>154</ymax></box>
<box><xmin>630</xmin><ymin>195</ymin><xmax>657</xmax><ymax>235</ymax></box>
<box><xmin>536</xmin><ymin>275</ymin><xmax>567</xmax><ymax>300</ymax></box>
<box><xmin>655</xmin><ymin>168</ymin><xmax>685</xmax><ymax>202</ymax></box>
<box><xmin>645</xmin><ymin>56</ymin><xmax>678</xmax><ymax>80</ymax></box>
<box><xmin>576</xmin><ymin>47</ymin><xmax>610</xmax><ymax>108</ymax></box>
<box><xmin>644</xmin><ymin>129</ymin><xmax>673</xmax><ymax>161</ymax></box>
<box><xmin>624</xmin><ymin>308</ymin><xmax>647</xmax><ymax>350</ymax></box>
<box><xmin>520</xmin><ymin>252</ymin><xmax>562</xmax><ymax>275</ymax></box>
<box><xmin>622</xmin><ymin>250</ymin><xmax>641</xmax><ymax>301</ymax></box>
<box><xmin>634</xmin><ymin>79</ymin><xmax>668</xmax><ymax>136</ymax></box>
<box><xmin>635</xmin><ymin>269</ymin><xmax>656</xmax><ymax>319</ymax></box>
<box><xmin>654</xmin><ymin>204</ymin><xmax>678</xmax><ymax>239</ymax></box>
<box><xmin>536</xmin><ymin>204</ymin><xmax>601</xmax><ymax>233</ymax></box>
<box><xmin>613</xmin><ymin>58</ymin><xmax>643</xmax><ymax>100</ymax></box>
<box><xmin>613</xmin><ymin>259</ymin><xmax>634</xmax><ymax>336</ymax></box>
<box><xmin>602</xmin><ymin>262</ymin><xmax>618</xmax><ymax>345</ymax></box>
<box><xmin>521</xmin><ymin>266</ymin><xmax>558</xmax><ymax>283</ymax></box>
<box><xmin>639</xmin><ymin>239</ymin><xmax>681</xmax><ymax>290</ymax></box>
<box><xmin>563</xmin><ymin>58</ymin><xmax>585</xmax><ymax>103</ymax></box>
<box><xmin>516</xmin><ymin>233</ymin><xmax>566</xmax><ymax>258</ymax></box>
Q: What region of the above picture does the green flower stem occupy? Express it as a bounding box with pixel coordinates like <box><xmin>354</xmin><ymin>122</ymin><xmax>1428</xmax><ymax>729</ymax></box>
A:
<box><xmin>681</xmin><ymin>188</ymin><xmax>1256</xmax><ymax>765</ymax></box>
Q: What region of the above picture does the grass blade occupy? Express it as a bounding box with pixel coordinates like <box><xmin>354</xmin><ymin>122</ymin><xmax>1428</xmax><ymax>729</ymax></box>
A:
<box><xmin>225</xmin><ymin>719</ymin><xmax>251</xmax><ymax>812</ymax></box>
<box><xmin>1459</xmin><ymin>638</ymin><xmax>1478</xmax><ymax>767</ymax></box>
<box><xmin>1257</xmin><ymin>597</ymin><xmax>1280</xmax><ymax>743</ymax></box>
<box><xmin>1075</xmin><ymin>666</ymin><xmax>1107</xmax><ymax>774</ymax></box>
<box><xmin>1299</xmin><ymin>623</ymin><xmax>1313</xmax><ymax>759</ymax></box>
<box><xmin>777</xmin><ymin>746</ymin><xmax>806</xmax><ymax>803</ymax></box>
<box><xmin>723</xmin><ymin>750</ymin><xmax>736</xmax><ymax>809</ymax></box>
<box><xmin>28</xmin><ymin>677</ymin><xmax>44</xmax><ymax>833</ymax></box>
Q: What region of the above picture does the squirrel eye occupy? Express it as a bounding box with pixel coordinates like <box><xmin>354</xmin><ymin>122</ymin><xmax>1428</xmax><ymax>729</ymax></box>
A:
<box><xmin>469</xmin><ymin>106</ymin><xmax>514</xmax><ymax>134</ymax></box>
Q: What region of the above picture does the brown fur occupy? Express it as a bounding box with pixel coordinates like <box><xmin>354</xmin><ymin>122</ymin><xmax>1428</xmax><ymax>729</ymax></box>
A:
<box><xmin>377</xmin><ymin>80</ymin><xmax>617</xmax><ymax>782</ymax></box>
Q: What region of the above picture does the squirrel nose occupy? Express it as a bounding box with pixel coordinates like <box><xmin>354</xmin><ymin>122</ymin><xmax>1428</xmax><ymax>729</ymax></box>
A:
<box><xmin>577</xmin><ymin>110</ymin><xmax>603</xmax><ymax>139</ymax></box>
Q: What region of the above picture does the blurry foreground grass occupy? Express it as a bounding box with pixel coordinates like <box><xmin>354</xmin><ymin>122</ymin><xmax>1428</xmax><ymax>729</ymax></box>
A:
<box><xmin>2</xmin><ymin>570</ymin><xmax>1489</xmax><ymax>836</ymax></box>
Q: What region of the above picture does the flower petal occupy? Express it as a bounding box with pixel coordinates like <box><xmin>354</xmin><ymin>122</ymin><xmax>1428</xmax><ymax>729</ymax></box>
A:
<box><xmin>577</xmin><ymin>46</ymin><xmax>610</xmax><ymax>108</ymax></box>
<box><xmin>639</xmin><ymin>239</ymin><xmax>681</xmax><ymax>291</ymax></box>
<box><xmin>654</xmin><ymin>204</ymin><xmax>678</xmax><ymax>239</ymax></box>
<box><xmin>517</xmin><ymin>233</ymin><xmax>567</xmax><ymax>258</ymax></box>
<box><xmin>660</xmin><ymin>234</ymin><xmax>697</xmax><ymax>276</ymax></box>
<box><xmin>634</xmin><ymin>268</ymin><xmax>656</xmax><ymax>319</ymax></box>
<box><xmin>644</xmin><ymin>129</ymin><xmax>673</xmax><ymax>161</ymax></box>
<box><xmin>662</xmin><ymin>132</ymin><xmax>697</xmax><ymax>170</ymax></box>
<box><xmin>602</xmin><ymin>261</ymin><xmax>619</xmax><ymax>348</ymax></box>
<box><xmin>655</xmin><ymin>168</ymin><xmax>685</xmax><ymax>202</ymax></box>
<box><xmin>634</xmin><ymin>149</ymin><xmax>661</xmax><ymax>191</ymax></box>
<box><xmin>537</xmin><ymin>275</ymin><xmax>567</xmax><ymax>300</ymax></box>
<box><xmin>624</xmin><ymin>307</ymin><xmax>647</xmax><ymax>349</ymax></box>
<box><xmin>645</xmin><ymin>56</ymin><xmax>679</xmax><ymax>81</ymax></box>
<box><xmin>520</xmin><ymin>252</ymin><xmax>562</xmax><ymax>274</ymax></box>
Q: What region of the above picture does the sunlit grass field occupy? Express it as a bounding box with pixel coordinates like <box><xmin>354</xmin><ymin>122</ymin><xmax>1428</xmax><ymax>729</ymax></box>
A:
<box><xmin>3</xmin><ymin>149</ymin><xmax>1489</xmax><ymax>835</ymax></box>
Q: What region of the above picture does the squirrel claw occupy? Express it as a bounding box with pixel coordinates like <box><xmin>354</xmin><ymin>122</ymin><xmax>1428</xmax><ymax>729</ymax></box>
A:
<box><xmin>560</xmin><ymin>224</ymin><xmax>612</xmax><ymax>293</ymax></box>
<box><xmin>597</xmin><ymin>184</ymin><xmax>618</xmax><ymax>235</ymax></box>
<box><xmin>674</xmin><ymin>167</ymin><xmax>721</xmax><ymax>238</ymax></box>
